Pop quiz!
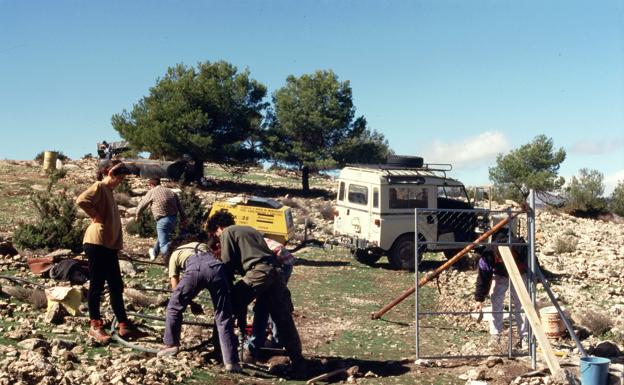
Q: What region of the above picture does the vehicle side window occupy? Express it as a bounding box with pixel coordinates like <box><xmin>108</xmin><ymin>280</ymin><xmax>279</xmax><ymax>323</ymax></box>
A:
<box><xmin>348</xmin><ymin>184</ymin><xmax>368</xmax><ymax>205</ymax></box>
<box><xmin>338</xmin><ymin>182</ymin><xmax>345</xmax><ymax>201</ymax></box>
<box><xmin>389</xmin><ymin>187</ymin><xmax>428</xmax><ymax>208</ymax></box>
<box><xmin>373</xmin><ymin>187</ymin><xmax>379</xmax><ymax>208</ymax></box>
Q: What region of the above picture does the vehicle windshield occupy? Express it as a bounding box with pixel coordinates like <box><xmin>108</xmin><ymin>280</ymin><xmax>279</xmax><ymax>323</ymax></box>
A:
<box><xmin>437</xmin><ymin>185</ymin><xmax>469</xmax><ymax>202</ymax></box>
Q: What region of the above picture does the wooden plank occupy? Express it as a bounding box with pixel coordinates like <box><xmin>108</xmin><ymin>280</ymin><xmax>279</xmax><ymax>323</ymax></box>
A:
<box><xmin>498</xmin><ymin>246</ymin><xmax>561</xmax><ymax>375</ymax></box>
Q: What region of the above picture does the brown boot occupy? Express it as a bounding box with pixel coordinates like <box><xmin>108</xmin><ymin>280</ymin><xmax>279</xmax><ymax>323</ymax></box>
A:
<box><xmin>118</xmin><ymin>321</ymin><xmax>149</xmax><ymax>340</ymax></box>
<box><xmin>88</xmin><ymin>319</ymin><xmax>111</xmax><ymax>344</ymax></box>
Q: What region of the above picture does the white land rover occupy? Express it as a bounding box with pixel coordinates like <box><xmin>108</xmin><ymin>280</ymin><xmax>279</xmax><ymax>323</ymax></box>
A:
<box><xmin>333</xmin><ymin>156</ymin><xmax>482</xmax><ymax>270</ymax></box>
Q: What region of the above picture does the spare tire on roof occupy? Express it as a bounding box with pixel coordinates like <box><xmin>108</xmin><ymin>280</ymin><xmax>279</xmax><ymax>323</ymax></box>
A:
<box><xmin>386</xmin><ymin>155</ymin><xmax>424</xmax><ymax>168</ymax></box>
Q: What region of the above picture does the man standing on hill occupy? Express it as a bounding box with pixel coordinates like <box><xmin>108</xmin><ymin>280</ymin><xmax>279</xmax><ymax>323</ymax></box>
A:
<box><xmin>206</xmin><ymin>210</ymin><xmax>306</xmax><ymax>376</ymax></box>
<box><xmin>136</xmin><ymin>178</ymin><xmax>187</xmax><ymax>261</ymax></box>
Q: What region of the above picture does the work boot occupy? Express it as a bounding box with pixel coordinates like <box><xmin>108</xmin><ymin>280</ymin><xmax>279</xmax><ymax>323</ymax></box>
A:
<box><xmin>225</xmin><ymin>363</ymin><xmax>243</xmax><ymax>373</ymax></box>
<box><xmin>88</xmin><ymin>319</ymin><xmax>111</xmax><ymax>344</ymax></box>
<box><xmin>157</xmin><ymin>345</ymin><xmax>179</xmax><ymax>357</ymax></box>
<box><xmin>118</xmin><ymin>321</ymin><xmax>149</xmax><ymax>340</ymax></box>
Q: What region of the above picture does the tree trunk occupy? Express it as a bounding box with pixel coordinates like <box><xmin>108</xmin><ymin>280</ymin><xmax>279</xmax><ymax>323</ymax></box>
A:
<box><xmin>302</xmin><ymin>165</ymin><xmax>310</xmax><ymax>193</ymax></box>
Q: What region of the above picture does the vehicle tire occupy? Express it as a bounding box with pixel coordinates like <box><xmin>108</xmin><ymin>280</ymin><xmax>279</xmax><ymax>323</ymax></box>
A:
<box><xmin>353</xmin><ymin>249</ymin><xmax>382</xmax><ymax>265</ymax></box>
<box><xmin>386</xmin><ymin>155</ymin><xmax>424</xmax><ymax>168</ymax></box>
<box><xmin>388</xmin><ymin>234</ymin><xmax>425</xmax><ymax>271</ymax></box>
<box><xmin>443</xmin><ymin>249</ymin><xmax>463</xmax><ymax>260</ymax></box>
<box><xmin>443</xmin><ymin>249</ymin><xmax>470</xmax><ymax>270</ymax></box>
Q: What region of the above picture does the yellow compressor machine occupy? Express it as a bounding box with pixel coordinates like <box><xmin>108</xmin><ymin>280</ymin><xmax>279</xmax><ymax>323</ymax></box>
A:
<box><xmin>209</xmin><ymin>196</ymin><xmax>295</xmax><ymax>244</ymax></box>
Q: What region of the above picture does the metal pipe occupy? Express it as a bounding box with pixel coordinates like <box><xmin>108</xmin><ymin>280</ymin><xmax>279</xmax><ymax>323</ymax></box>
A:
<box><xmin>0</xmin><ymin>274</ymin><xmax>47</xmax><ymax>289</ymax></box>
<box><xmin>528</xmin><ymin>190</ymin><xmax>537</xmax><ymax>368</ymax></box>
<box><xmin>371</xmin><ymin>211</ymin><xmax>523</xmax><ymax>319</ymax></box>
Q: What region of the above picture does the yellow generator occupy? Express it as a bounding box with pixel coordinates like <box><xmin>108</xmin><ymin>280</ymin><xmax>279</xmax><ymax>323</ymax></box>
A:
<box><xmin>210</xmin><ymin>196</ymin><xmax>295</xmax><ymax>244</ymax></box>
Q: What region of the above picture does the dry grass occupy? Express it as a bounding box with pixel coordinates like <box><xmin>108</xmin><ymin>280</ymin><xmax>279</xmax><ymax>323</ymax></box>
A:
<box><xmin>553</xmin><ymin>236</ymin><xmax>578</xmax><ymax>254</ymax></box>
<box><xmin>574</xmin><ymin>309</ymin><xmax>614</xmax><ymax>336</ymax></box>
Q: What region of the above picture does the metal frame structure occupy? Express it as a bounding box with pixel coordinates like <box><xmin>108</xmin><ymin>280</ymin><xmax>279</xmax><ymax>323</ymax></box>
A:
<box><xmin>414</xmin><ymin>198</ymin><xmax>538</xmax><ymax>364</ymax></box>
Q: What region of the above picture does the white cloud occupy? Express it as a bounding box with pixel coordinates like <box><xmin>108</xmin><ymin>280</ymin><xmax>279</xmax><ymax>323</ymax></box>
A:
<box><xmin>604</xmin><ymin>169</ymin><xmax>624</xmax><ymax>196</ymax></box>
<box><xmin>423</xmin><ymin>131</ymin><xmax>511</xmax><ymax>170</ymax></box>
<box><xmin>570</xmin><ymin>138</ymin><xmax>624</xmax><ymax>155</ymax></box>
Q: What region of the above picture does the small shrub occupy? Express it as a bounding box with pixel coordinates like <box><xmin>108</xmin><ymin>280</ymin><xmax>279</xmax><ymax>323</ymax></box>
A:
<box><xmin>82</xmin><ymin>153</ymin><xmax>93</xmax><ymax>159</ymax></box>
<box><xmin>562</xmin><ymin>227</ymin><xmax>577</xmax><ymax>236</ymax></box>
<box><xmin>115</xmin><ymin>192</ymin><xmax>132</xmax><ymax>207</ymax></box>
<box><xmin>610</xmin><ymin>180</ymin><xmax>624</xmax><ymax>216</ymax></box>
<box><xmin>281</xmin><ymin>197</ymin><xmax>300</xmax><ymax>209</ymax></box>
<box><xmin>126</xmin><ymin>210</ymin><xmax>156</xmax><ymax>237</ymax></box>
<box><xmin>553</xmin><ymin>236</ymin><xmax>578</xmax><ymax>254</ymax></box>
<box><xmin>318</xmin><ymin>201</ymin><xmax>335</xmax><ymax>221</ymax></box>
<box><xmin>574</xmin><ymin>309</ymin><xmax>614</xmax><ymax>337</ymax></box>
<box><xmin>13</xmin><ymin>187</ymin><xmax>86</xmax><ymax>252</ymax></box>
<box><xmin>116</xmin><ymin>179</ymin><xmax>133</xmax><ymax>195</ymax></box>
<box><xmin>177</xmin><ymin>188</ymin><xmax>206</xmax><ymax>238</ymax></box>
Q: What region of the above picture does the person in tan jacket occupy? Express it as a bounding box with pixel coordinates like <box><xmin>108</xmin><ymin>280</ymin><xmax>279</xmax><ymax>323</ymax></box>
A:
<box><xmin>76</xmin><ymin>161</ymin><xmax>146</xmax><ymax>343</ymax></box>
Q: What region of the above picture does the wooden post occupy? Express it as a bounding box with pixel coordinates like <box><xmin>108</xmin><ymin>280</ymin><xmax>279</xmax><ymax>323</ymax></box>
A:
<box><xmin>498</xmin><ymin>246</ymin><xmax>560</xmax><ymax>375</ymax></box>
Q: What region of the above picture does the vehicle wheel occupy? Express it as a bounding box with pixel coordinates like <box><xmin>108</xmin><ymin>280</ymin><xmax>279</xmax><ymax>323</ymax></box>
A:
<box><xmin>443</xmin><ymin>249</ymin><xmax>463</xmax><ymax>260</ymax></box>
<box><xmin>386</xmin><ymin>155</ymin><xmax>424</xmax><ymax>168</ymax></box>
<box><xmin>353</xmin><ymin>249</ymin><xmax>382</xmax><ymax>265</ymax></box>
<box><xmin>389</xmin><ymin>234</ymin><xmax>424</xmax><ymax>270</ymax></box>
<box><xmin>443</xmin><ymin>249</ymin><xmax>470</xmax><ymax>270</ymax></box>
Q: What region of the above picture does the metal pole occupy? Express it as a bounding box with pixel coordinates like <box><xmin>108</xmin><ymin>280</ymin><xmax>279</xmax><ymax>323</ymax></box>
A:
<box><xmin>506</xmin><ymin>212</ymin><xmax>513</xmax><ymax>358</ymax></box>
<box><xmin>415</xmin><ymin>208</ymin><xmax>420</xmax><ymax>359</ymax></box>
<box><xmin>528</xmin><ymin>190</ymin><xmax>537</xmax><ymax>369</ymax></box>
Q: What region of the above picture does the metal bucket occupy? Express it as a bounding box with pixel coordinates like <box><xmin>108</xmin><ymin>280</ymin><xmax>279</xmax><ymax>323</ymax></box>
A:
<box><xmin>43</xmin><ymin>151</ymin><xmax>57</xmax><ymax>172</ymax></box>
<box><xmin>540</xmin><ymin>306</ymin><xmax>565</xmax><ymax>339</ymax></box>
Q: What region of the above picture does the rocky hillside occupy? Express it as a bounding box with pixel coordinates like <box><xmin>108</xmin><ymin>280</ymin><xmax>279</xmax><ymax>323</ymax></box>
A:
<box><xmin>0</xmin><ymin>158</ymin><xmax>623</xmax><ymax>385</ymax></box>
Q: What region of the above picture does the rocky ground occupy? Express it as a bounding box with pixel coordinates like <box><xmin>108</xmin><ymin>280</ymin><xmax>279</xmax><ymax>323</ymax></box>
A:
<box><xmin>0</xmin><ymin>158</ymin><xmax>622</xmax><ymax>384</ymax></box>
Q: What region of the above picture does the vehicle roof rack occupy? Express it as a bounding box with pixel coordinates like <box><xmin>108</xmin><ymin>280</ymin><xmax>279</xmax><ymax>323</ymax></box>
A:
<box><xmin>346</xmin><ymin>163</ymin><xmax>453</xmax><ymax>179</ymax></box>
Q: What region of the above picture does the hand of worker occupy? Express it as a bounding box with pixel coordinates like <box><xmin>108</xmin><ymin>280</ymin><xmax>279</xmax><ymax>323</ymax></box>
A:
<box><xmin>474</xmin><ymin>302</ymin><xmax>484</xmax><ymax>322</ymax></box>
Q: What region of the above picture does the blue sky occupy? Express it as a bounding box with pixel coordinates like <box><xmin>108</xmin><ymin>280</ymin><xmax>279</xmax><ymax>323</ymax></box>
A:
<box><xmin>1</xmin><ymin>0</ymin><xmax>623</xmax><ymax>193</ymax></box>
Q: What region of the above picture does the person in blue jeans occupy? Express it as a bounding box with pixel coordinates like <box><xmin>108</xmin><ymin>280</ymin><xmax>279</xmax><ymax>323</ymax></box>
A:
<box><xmin>247</xmin><ymin>238</ymin><xmax>295</xmax><ymax>354</ymax></box>
<box><xmin>135</xmin><ymin>178</ymin><xmax>187</xmax><ymax>261</ymax></box>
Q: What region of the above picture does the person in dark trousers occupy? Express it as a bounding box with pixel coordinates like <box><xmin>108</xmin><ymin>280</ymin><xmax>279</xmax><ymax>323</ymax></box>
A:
<box><xmin>247</xmin><ymin>237</ymin><xmax>296</xmax><ymax>354</ymax></box>
<box><xmin>206</xmin><ymin>210</ymin><xmax>306</xmax><ymax>376</ymax></box>
<box><xmin>135</xmin><ymin>177</ymin><xmax>187</xmax><ymax>261</ymax></box>
<box><xmin>158</xmin><ymin>236</ymin><xmax>241</xmax><ymax>373</ymax></box>
<box><xmin>76</xmin><ymin>161</ymin><xmax>147</xmax><ymax>343</ymax></box>
<box><xmin>474</xmin><ymin>231</ymin><xmax>528</xmax><ymax>347</ymax></box>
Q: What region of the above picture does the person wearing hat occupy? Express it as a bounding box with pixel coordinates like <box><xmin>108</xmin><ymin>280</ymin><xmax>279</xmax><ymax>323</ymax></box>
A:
<box><xmin>76</xmin><ymin>161</ymin><xmax>147</xmax><ymax>343</ymax></box>
<box><xmin>135</xmin><ymin>178</ymin><xmax>187</xmax><ymax>261</ymax></box>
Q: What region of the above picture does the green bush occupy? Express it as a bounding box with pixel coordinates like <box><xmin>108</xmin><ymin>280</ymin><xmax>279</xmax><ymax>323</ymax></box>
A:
<box><xmin>177</xmin><ymin>187</ymin><xmax>206</xmax><ymax>238</ymax></box>
<box><xmin>565</xmin><ymin>168</ymin><xmax>607</xmax><ymax>217</ymax></box>
<box><xmin>116</xmin><ymin>179</ymin><xmax>133</xmax><ymax>195</ymax></box>
<box><xmin>125</xmin><ymin>210</ymin><xmax>156</xmax><ymax>237</ymax></box>
<box><xmin>13</xmin><ymin>187</ymin><xmax>86</xmax><ymax>252</ymax></box>
<box><xmin>610</xmin><ymin>180</ymin><xmax>624</xmax><ymax>216</ymax></box>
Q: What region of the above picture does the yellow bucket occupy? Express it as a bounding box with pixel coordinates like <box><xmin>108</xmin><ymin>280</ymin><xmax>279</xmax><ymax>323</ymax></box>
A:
<box><xmin>540</xmin><ymin>306</ymin><xmax>565</xmax><ymax>339</ymax></box>
<box><xmin>43</xmin><ymin>151</ymin><xmax>57</xmax><ymax>172</ymax></box>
